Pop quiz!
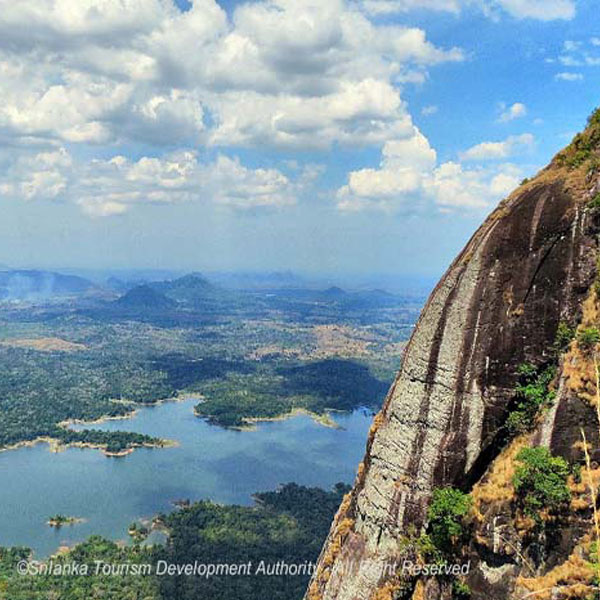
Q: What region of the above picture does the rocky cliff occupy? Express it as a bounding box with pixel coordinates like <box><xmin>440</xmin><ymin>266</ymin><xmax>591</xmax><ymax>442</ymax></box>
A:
<box><xmin>306</xmin><ymin>110</ymin><xmax>600</xmax><ymax>600</ymax></box>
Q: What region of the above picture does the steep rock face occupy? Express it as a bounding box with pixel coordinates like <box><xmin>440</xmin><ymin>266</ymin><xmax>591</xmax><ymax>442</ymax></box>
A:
<box><xmin>306</xmin><ymin>122</ymin><xmax>600</xmax><ymax>600</ymax></box>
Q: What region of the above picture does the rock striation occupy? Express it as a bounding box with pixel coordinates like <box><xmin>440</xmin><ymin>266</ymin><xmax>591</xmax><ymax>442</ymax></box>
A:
<box><xmin>306</xmin><ymin>110</ymin><xmax>600</xmax><ymax>600</ymax></box>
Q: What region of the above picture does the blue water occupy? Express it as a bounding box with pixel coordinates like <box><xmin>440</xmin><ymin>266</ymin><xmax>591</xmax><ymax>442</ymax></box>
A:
<box><xmin>0</xmin><ymin>399</ymin><xmax>372</xmax><ymax>557</ymax></box>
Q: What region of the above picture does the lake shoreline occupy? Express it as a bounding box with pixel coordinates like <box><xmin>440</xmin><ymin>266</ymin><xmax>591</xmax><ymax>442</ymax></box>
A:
<box><xmin>195</xmin><ymin>406</ymin><xmax>343</xmax><ymax>431</ymax></box>
<box><xmin>58</xmin><ymin>392</ymin><xmax>203</xmax><ymax>429</ymax></box>
<box><xmin>0</xmin><ymin>435</ymin><xmax>177</xmax><ymax>457</ymax></box>
<box><xmin>0</xmin><ymin>397</ymin><xmax>372</xmax><ymax>558</ymax></box>
<box><xmin>0</xmin><ymin>394</ymin><xmax>202</xmax><ymax>457</ymax></box>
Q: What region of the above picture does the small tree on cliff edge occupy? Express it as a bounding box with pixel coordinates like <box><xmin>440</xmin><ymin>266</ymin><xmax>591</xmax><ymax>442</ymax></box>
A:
<box><xmin>427</xmin><ymin>487</ymin><xmax>472</xmax><ymax>556</ymax></box>
<box><xmin>513</xmin><ymin>447</ymin><xmax>570</xmax><ymax>524</ymax></box>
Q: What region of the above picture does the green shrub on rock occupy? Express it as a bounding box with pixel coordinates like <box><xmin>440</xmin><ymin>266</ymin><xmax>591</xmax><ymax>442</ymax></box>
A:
<box><xmin>554</xmin><ymin>321</ymin><xmax>575</xmax><ymax>353</ymax></box>
<box><xmin>589</xmin><ymin>193</ymin><xmax>600</xmax><ymax>210</ymax></box>
<box><xmin>513</xmin><ymin>447</ymin><xmax>570</xmax><ymax>522</ymax></box>
<box><xmin>506</xmin><ymin>363</ymin><xmax>556</xmax><ymax>434</ymax></box>
<box><xmin>577</xmin><ymin>327</ymin><xmax>600</xmax><ymax>352</ymax></box>
<box><xmin>452</xmin><ymin>580</ymin><xmax>472</xmax><ymax>599</ymax></box>
<box><xmin>427</xmin><ymin>487</ymin><xmax>472</xmax><ymax>556</ymax></box>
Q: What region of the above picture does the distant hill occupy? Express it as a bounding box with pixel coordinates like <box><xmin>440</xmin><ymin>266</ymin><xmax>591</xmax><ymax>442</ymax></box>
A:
<box><xmin>149</xmin><ymin>273</ymin><xmax>229</xmax><ymax>305</ymax></box>
<box><xmin>104</xmin><ymin>276</ymin><xmax>130</xmax><ymax>293</ymax></box>
<box><xmin>153</xmin><ymin>274</ymin><xmax>214</xmax><ymax>300</ymax></box>
<box><xmin>115</xmin><ymin>285</ymin><xmax>177</xmax><ymax>311</ymax></box>
<box><xmin>318</xmin><ymin>286</ymin><xmax>348</xmax><ymax>300</ymax></box>
<box><xmin>257</xmin><ymin>285</ymin><xmax>402</xmax><ymax>309</ymax></box>
<box><xmin>0</xmin><ymin>270</ymin><xmax>95</xmax><ymax>301</ymax></box>
<box><xmin>352</xmin><ymin>288</ymin><xmax>399</xmax><ymax>306</ymax></box>
<box><xmin>88</xmin><ymin>274</ymin><xmax>246</xmax><ymax>324</ymax></box>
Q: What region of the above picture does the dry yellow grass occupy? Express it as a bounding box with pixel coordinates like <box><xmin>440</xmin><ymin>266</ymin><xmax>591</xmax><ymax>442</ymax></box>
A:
<box><xmin>517</xmin><ymin>539</ymin><xmax>595</xmax><ymax>600</ymax></box>
<box><xmin>563</xmin><ymin>350</ymin><xmax>596</xmax><ymax>402</ymax></box>
<box><xmin>369</xmin><ymin>578</ymin><xmax>406</xmax><ymax>600</ymax></box>
<box><xmin>0</xmin><ymin>337</ymin><xmax>86</xmax><ymax>352</ymax></box>
<box><xmin>547</xmin><ymin>275</ymin><xmax>600</xmax><ymax>597</ymax></box>
<box><xmin>569</xmin><ymin>467</ymin><xmax>595</xmax><ymax>512</ymax></box>
<box><xmin>561</xmin><ymin>284</ymin><xmax>600</xmax><ymax>576</ymax></box>
<box><xmin>411</xmin><ymin>580</ymin><xmax>425</xmax><ymax>600</ymax></box>
<box><xmin>248</xmin><ymin>322</ymin><xmax>403</xmax><ymax>362</ymax></box>
<box><xmin>248</xmin><ymin>344</ymin><xmax>302</xmax><ymax>360</ymax></box>
<box><xmin>515</xmin><ymin>284</ymin><xmax>600</xmax><ymax>600</ymax></box>
<box><xmin>313</xmin><ymin>324</ymin><xmax>375</xmax><ymax>358</ymax></box>
<box><xmin>369</xmin><ymin>411</ymin><xmax>385</xmax><ymax>438</ymax></box>
<box><xmin>563</xmin><ymin>292</ymin><xmax>600</xmax><ymax>402</ymax></box>
<box><xmin>471</xmin><ymin>435</ymin><xmax>530</xmax><ymax>520</ymax></box>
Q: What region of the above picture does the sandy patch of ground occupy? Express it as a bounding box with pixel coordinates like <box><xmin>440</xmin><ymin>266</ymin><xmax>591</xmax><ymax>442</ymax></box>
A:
<box><xmin>312</xmin><ymin>324</ymin><xmax>374</xmax><ymax>358</ymax></box>
<box><xmin>1</xmin><ymin>337</ymin><xmax>87</xmax><ymax>352</ymax></box>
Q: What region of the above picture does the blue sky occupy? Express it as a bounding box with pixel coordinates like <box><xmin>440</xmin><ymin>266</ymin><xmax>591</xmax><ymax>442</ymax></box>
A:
<box><xmin>0</xmin><ymin>0</ymin><xmax>598</xmax><ymax>278</ymax></box>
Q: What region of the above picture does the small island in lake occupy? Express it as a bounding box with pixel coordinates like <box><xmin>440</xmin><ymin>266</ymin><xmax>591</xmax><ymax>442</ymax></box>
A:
<box><xmin>47</xmin><ymin>514</ymin><xmax>84</xmax><ymax>528</ymax></box>
<box><xmin>127</xmin><ymin>522</ymin><xmax>151</xmax><ymax>543</ymax></box>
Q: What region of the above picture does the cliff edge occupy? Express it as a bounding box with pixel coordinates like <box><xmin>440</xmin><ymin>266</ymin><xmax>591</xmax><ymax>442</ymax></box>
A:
<box><xmin>306</xmin><ymin>109</ymin><xmax>600</xmax><ymax>600</ymax></box>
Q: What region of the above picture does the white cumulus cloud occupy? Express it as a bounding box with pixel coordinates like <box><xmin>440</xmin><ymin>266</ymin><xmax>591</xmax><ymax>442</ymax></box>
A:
<box><xmin>499</xmin><ymin>102</ymin><xmax>527</xmax><ymax>122</ymax></box>
<box><xmin>421</xmin><ymin>105</ymin><xmax>439</xmax><ymax>116</ymax></box>
<box><xmin>0</xmin><ymin>0</ymin><xmax>463</xmax><ymax>151</ymax></box>
<box><xmin>555</xmin><ymin>72</ymin><xmax>584</xmax><ymax>81</ymax></box>
<box><xmin>552</xmin><ymin>37</ymin><xmax>600</xmax><ymax>80</ymax></box>
<box><xmin>0</xmin><ymin>148</ymin><xmax>309</xmax><ymax>216</ymax></box>
<box><xmin>460</xmin><ymin>133</ymin><xmax>535</xmax><ymax>160</ymax></box>
<box><xmin>493</xmin><ymin>0</ymin><xmax>574</xmax><ymax>20</ymax></box>
<box><xmin>336</xmin><ymin>128</ymin><xmax>523</xmax><ymax>213</ymax></box>
<box><xmin>357</xmin><ymin>0</ymin><xmax>575</xmax><ymax>20</ymax></box>
<box><xmin>360</xmin><ymin>0</ymin><xmax>461</xmax><ymax>15</ymax></box>
<box><xmin>0</xmin><ymin>0</ymin><xmax>471</xmax><ymax>217</ymax></box>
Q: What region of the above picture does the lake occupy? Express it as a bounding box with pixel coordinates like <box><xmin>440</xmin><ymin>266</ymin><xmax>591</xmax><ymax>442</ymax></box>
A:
<box><xmin>0</xmin><ymin>399</ymin><xmax>373</xmax><ymax>557</ymax></box>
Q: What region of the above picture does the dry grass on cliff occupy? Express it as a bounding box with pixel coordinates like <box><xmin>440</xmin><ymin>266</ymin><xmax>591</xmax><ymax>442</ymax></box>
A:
<box><xmin>369</xmin><ymin>411</ymin><xmax>385</xmax><ymax>440</ymax></box>
<box><xmin>368</xmin><ymin>578</ymin><xmax>408</xmax><ymax>600</ymax></box>
<box><xmin>410</xmin><ymin>580</ymin><xmax>425</xmax><ymax>600</ymax></box>
<box><xmin>563</xmin><ymin>293</ymin><xmax>600</xmax><ymax>403</ymax></box>
<box><xmin>470</xmin><ymin>435</ymin><xmax>530</xmax><ymax>519</ymax></box>
<box><xmin>564</xmin><ymin>350</ymin><xmax>597</xmax><ymax>403</ymax></box>
<box><xmin>517</xmin><ymin>537</ymin><xmax>595</xmax><ymax>600</ymax></box>
<box><xmin>530</xmin><ymin>287</ymin><xmax>600</xmax><ymax>598</ymax></box>
<box><xmin>568</xmin><ymin>464</ymin><xmax>600</xmax><ymax>512</ymax></box>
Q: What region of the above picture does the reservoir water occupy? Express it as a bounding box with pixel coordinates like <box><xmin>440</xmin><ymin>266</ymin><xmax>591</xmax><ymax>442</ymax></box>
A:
<box><xmin>0</xmin><ymin>399</ymin><xmax>372</xmax><ymax>557</ymax></box>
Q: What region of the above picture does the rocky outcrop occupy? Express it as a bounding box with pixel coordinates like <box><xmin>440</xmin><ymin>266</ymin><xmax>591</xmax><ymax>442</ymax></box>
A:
<box><xmin>306</xmin><ymin>113</ymin><xmax>600</xmax><ymax>600</ymax></box>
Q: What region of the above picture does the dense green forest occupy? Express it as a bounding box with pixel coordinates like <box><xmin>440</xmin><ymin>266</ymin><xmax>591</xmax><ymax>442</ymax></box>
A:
<box><xmin>0</xmin><ymin>537</ymin><xmax>160</xmax><ymax>600</ymax></box>
<box><xmin>195</xmin><ymin>359</ymin><xmax>389</xmax><ymax>427</ymax></box>
<box><xmin>0</xmin><ymin>484</ymin><xmax>349</xmax><ymax>600</ymax></box>
<box><xmin>156</xmin><ymin>482</ymin><xmax>349</xmax><ymax>600</ymax></box>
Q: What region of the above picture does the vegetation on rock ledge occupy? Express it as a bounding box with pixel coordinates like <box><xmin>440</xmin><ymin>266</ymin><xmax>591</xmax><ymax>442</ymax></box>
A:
<box><xmin>506</xmin><ymin>363</ymin><xmax>556</xmax><ymax>434</ymax></box>
<box><xmin>426</xmin><ymin>487</ymin><xmax>472</xmax><ymax>558</ymax></box>
<box><xmin>513</xmin><ymin>447</ymin><xmax>571</xmax><ymax>523</ymax></box>
<box><xmin>557</xmin><ymin>107</ymin><xmax>600</xmax><ymax>170</ymax></box>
